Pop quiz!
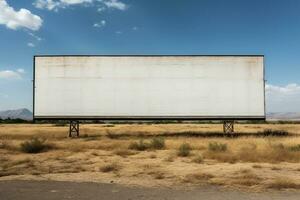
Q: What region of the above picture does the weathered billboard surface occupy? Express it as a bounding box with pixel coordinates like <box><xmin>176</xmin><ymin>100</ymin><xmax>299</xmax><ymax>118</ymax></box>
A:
<box><xmin>34</xmin><ymin>55</ymin><xmax>265</xmax><ymax>119</ymax></box>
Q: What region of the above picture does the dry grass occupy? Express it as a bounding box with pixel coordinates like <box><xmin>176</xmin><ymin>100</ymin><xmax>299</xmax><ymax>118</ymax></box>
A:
<box><xmin>267</xmin><ymin>178</ymin><xmax>300</xmax><ymax>189</ymax></box>
<box><xmin>192</xmin><ymin>154</ymin><xmax>204</xmax><ymax>163</ymax></box>
<box><xmin>1</xmin><ymin>123</ymin><xmax>300</xmax><ymax>190</ymax></box>
<box><xmin>99</xmin><ymin>163</ymin><xmax>121</xmax><ymax>173</ymax></box>
<box><xmin>114</xmin><ymin>149</ymin><xmax>136</xmax><ymax>157</ymax></box>
<box><xmin>147</xmin><ymin>170</ymin><xmax>166</xmax><ymax>179</ymax></box>
<box><xmin>164</xmin><ymin>153</ymin><xmax>175</xmax><ymax>162</ymax></box>
<box><xmin>231</xmin><ymin>169</ymin><xmax>262</xmax><ymax>187</ymax></box>
<box><xmin>203</xmin><ymin>141</ymin><xmax>300</xmax><ymax>163</ymax></box>
<box><xmin>252</xmin><ymin>164</ymin><xmax>262</xmax><ymax>168</ymax></box>
<box><xmin>183</xmin><ymin>172</ymin><xmax>215</xmax><ymax>184</ymax></box>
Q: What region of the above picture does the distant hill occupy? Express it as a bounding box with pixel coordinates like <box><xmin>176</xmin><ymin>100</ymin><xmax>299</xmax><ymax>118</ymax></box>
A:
<box><xmin>267</xmin><ymin>112</ymin><xmax>300</xmax><ymax>121</ymax></box>
<box><xmin>0</xmin><ymin>108</ymin><xmax>33</xmax><ymax>121</ymax></box>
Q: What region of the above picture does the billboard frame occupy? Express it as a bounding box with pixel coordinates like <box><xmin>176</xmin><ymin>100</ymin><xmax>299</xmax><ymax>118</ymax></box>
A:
<box><xmin>33</xmin><ymin>55</ymin><xmax>266</xmax><ymax>121</ymax></box>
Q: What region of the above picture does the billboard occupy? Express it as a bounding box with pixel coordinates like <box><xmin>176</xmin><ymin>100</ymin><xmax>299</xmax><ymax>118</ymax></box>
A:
<box><xmin>33</xmin><ymin>55</ymin><xmax>265</xmax><ymax>120</ymax></box>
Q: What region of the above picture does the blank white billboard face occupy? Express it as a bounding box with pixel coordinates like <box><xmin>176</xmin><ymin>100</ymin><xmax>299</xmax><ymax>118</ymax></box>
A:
<box><xmin>34</xmin><ymin>56</ymin><xmax>265</xmax><ymax>119</ymax></box>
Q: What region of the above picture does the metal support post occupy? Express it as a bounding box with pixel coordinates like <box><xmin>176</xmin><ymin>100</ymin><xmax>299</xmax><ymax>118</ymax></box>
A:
<box><xmin>69</xmin><ymin>120</ymin><xmax>80</xmax><ymax>137</ymax></box>
<box><xmin>223</xmin><ymin>121</ymin><xmax>234</xmax><ymax>135</ymax></box>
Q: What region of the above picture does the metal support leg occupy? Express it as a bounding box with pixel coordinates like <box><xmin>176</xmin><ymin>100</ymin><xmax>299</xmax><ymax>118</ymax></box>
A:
<box><xmin>223</xmin><ymin>121</ymin><xmax>234</xmax><ymax>135</ymax></box>
<box><xmin>69</xmin><ymin>120</ymin><xmax>79</xmax><ymax>137</ymax></box>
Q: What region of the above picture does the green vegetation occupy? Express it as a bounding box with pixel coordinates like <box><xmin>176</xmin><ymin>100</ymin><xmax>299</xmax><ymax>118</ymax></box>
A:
<box><xmin>261</xmin><ymin>129</ymin><xmax>289</xmax><ymax>137</ymax></box>
<box><xmin>177</xmin><ymin>143</ymin><xmax>191</xmax><ymax>157</ymax></box>
<box><xmin>208</xmin><ymin>142</ymin><xmax>227</xmax><ymax>152</ymax></box>
<box><xmin>20</xmin><ymin>137</ymin><xmax>52</xmax><ymax>153</ymax></box>
<box><xmin>150</xmin><ymin>137</ymin><xmax>165</xmax><ymax>150</ymax></box>
<box><xmin>288</xmin><ymin>144</ymin><xmax>300</xmax><ymax>152</ymax></box>
<box><xmin>129</xmin><ymin>140</ymin><xmax>149</xmax><ymax>151</ymax></box>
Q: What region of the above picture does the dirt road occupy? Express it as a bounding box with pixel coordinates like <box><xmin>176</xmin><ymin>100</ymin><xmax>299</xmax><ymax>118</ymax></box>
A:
<box><xmin>0</xmin><ymin>180</ymin><xmax>299</xmax><ymax>200</ymax></box>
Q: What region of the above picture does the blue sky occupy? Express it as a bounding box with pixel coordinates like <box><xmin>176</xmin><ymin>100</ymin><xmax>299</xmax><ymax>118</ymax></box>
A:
<box><xmin>0</xmin><ymin>0</ymin><xmax>300</xmax><ymax>112</ymax></box>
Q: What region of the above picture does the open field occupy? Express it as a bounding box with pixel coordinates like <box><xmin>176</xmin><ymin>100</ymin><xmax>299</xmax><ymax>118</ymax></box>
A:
<box><xmin>1</xmin><ymin>123</ymin><xmax>300</xmax><ymax>191</ymax></box>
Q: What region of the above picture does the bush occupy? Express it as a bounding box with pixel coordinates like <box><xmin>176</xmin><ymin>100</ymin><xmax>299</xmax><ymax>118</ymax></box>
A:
<box><xmin>208</xmin><ymin>142</ymin><xmax>227</xmax><ymax>152</ymax></box>
<box><xmin>177</xmin><ymin>143</ymin><xmax>191</xmax><ymax>157</ymax></box>
<box><xmin>262</xmin><ymin>129</ymin><xmax>288</xmax><ymax>137</ymax></box>
<box><xmin>288</xmin><ymin>144</ymin><xmax>300</xmax><ymax>151</ymax></box>
<box><xmin>150</xmin><ymin>137</ymin><xmax>165</xmax><ymax>150</ymax></box>
<box><xmin>20</xmin><ymin>138</ymin><xmax>52</xmax><ymax>153</ymax></box>
<box><xmin>100</xmin><ymin>163</ymin><xmax>120</xmax><ymax>173</ymax></box>
<box><xmin>129</xmin><ymin>140</ymin><xmax>149</xmax><ymax>151</ymax></box>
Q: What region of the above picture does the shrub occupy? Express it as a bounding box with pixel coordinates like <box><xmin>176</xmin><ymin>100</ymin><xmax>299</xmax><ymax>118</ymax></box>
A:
<box><xmin>288</xmin><ymin>144</ymin><xmax>300</xmax><ymax>151</ymax></box>
<box><xmin>100</xmin><ymin>163</ymin><xmax>120</xmax><ymax>173</ymax></box>
<box><xmin>208</xmin><ymin>142</ymin><xmax>227</xmax><ymax>152</ymax></box>
<box><xmin>129</xmin><ymin>140</ymin><xmax>149</xmax><ymax>151</ymax></box>
<box><xmin>177</xmin><ymin>143</ymin><xmax>191</xmax><ymax>157</ymax></box>
<box><xmin>20</xmin><ymin>137</ymin><xmax>52</xmax><ymax>153</ymax></box>
<box><xmin>262</xmin><ymin>129</ymin><xmax>288</xmax><ymax>137</ymax></box>
<box><xmin>150</xmin><ymin>137</ymin><xmax>165</xmax><ymax>150</ymax></box>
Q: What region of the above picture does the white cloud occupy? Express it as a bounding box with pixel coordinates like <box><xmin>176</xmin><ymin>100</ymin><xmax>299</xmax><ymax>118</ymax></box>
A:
<box><xmin>132</xmin><ymin>26</ymin><xmax>138</xmax><ymax>31</ymax></box>
<box><xmin>266</xmin><ymin>84</ymin><xmax>300</xmax><ymax>95</ymax></box>
<box><xmin>266</xmin><ymin>83</ymin><xmax>300</xmax><ymax>112</ymax></box>
<box><xmin>34</xmin><ymin>0</ymin><xmax>92</xmax><ymax>11</ymax></box>
<box><xmin>28</xmin><ymin>32</ymin><xmax>42</xmax><ymax>41</ymax></box>
<box><xmin>0</xmin><ymin>0</ymin><xmax>42</xmax><ymax>31</ymax></box>
<box><xmin>0</xmin><ymin>70</ymin><xmax>24</xmax><ymax>79</ymax></box>
<box><xmin>27</xmin><ymin>42</ymin><xmax>35</xmax><ymax>47</ymax></box>
<box><xmin>61</xmin><ymin>0</ymin><xmax>93</xmax><ymax>4</ymax></box>
<box><xmin>34</xmin><ymin>0</ymin><xmax>60</xmax><ymax>10</ymax></box>
<box><xmin>115</xmin><ymin>30</ymin><xmax>122</xmax><ymax>34</ymax></box>
<box><xmin>34</xmin><ymin>0</ymin><xmax>128</xmax><ymax>12</ymax></box>
<box><xmin>93</xmin><ymin>20</ymin><xmax>106</xmax><ymax>28</ymax></box>
<box><xmin>97</xmin><ymin>6</ymin><xmax>106</xmax><ymax>12</ymax></box>
<box><xmin>17</xmin><ymin>68</ymin><xmax>25</xmax><ymax>74</ymax></box>
<box><xmin>103</xmin><ymin>0</ymin><xmax>127</xmax><ymax>11</ymax></box>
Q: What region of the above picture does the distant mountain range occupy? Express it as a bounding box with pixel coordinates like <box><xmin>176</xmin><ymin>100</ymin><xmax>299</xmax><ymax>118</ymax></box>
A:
<box><xmin>0</xmin><ymin>108</ymin><xmax>300</xmax><ymax>121</ymax></box>
<box><xmin>0</xmin><ymin>108</ymin><xmax>33</xmax><ymax>120</ymax></box>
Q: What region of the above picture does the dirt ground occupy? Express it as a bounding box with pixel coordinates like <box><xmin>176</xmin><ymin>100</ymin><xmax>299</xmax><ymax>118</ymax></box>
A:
<box><xmin>1</xmin><ymin>123</ymin><xmax>300</xmax><ymax>191</ymax></box>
